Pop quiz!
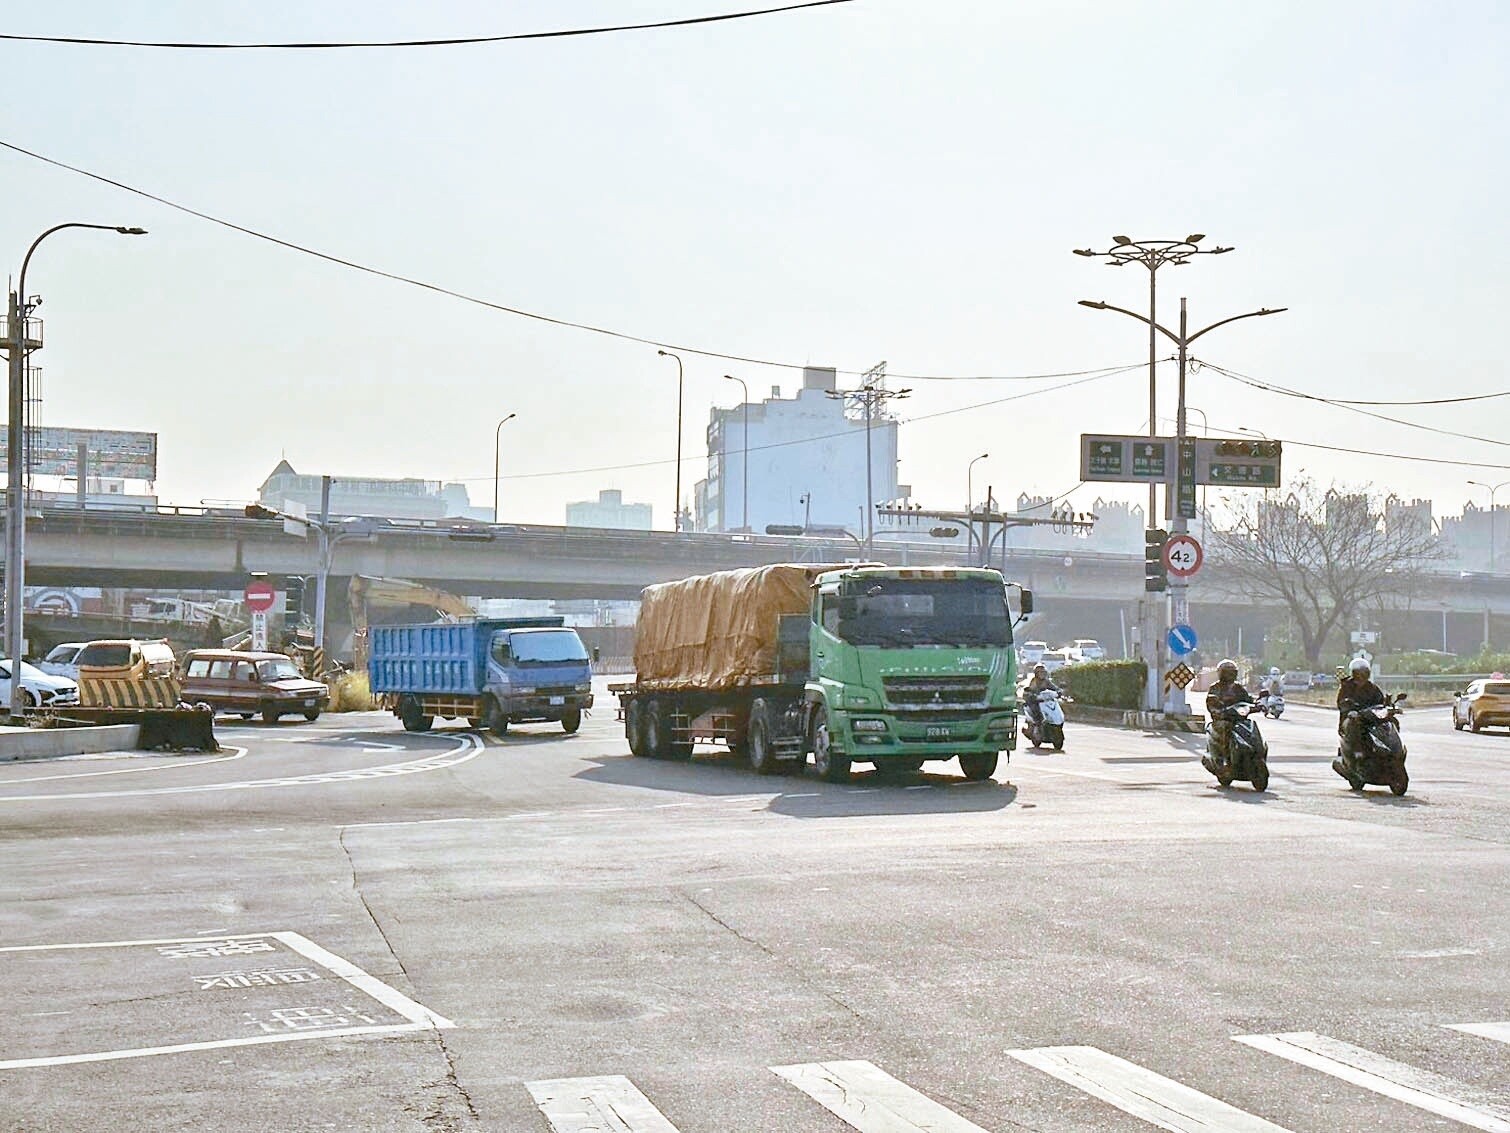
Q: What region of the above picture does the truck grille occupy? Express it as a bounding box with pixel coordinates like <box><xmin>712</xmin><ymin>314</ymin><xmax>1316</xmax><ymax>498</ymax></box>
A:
<box><xmin>536</xmin><ymin>685</ymin><xmax>576</xmax><ymax>698</ymax></box>
<box><xmin>882</xmin><ymin>676</ymin><xmax>989</xmax><ymax>710</ymax></box>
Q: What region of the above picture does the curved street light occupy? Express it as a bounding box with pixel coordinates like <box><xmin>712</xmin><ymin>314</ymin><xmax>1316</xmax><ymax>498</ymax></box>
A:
<box><xmin>658</xmin><ymin>350</ymin><xmax>684</xmax><ymax>531</ymax></box>
<box><xmin>6</xmin><ymin>223</ymin><xmax>146</xmax><ymax>720</ymax></box>
<box><xmin>492</xmin><ymin>413</ymin><xmax>516</xmax><ymax>523</ymax></box>
<box><xmin>967</xmin><ymin>452</ymin><xmax>989</xmax><ymax>557</ymax></box>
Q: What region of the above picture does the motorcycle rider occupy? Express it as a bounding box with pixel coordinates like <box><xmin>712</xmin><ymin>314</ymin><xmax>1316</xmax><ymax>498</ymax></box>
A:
<box><xmin>1022</xmin><ymin>663</ymin><xmax>1061</xmax><ymax>733</ymax></box>
<box><xmin>1204</xmin><ymin>659</ymin><xmax>1253</xmax><ymax>766</ymax></box>
<box><xmin>1337</xmin><ymin>656</ymin><xmax>1386</xmax><ymax>759</ymax></box>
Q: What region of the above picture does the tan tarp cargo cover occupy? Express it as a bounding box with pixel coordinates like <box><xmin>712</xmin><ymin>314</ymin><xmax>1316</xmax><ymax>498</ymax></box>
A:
<box><xmin>634</xmin><ymin>563</ymin><xmax>845</xmax><ymax>691</ymax></box>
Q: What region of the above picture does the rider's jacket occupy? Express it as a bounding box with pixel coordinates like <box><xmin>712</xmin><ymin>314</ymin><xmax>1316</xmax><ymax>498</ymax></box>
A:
<box><xmin>1205</xmin><ymin>678</ymin><xmax>1252</xmax><ymax>717</ymax></box>
<box><xmin>1337</xmin><ymin>676</ymin><xmax>1386</xmax><ymax>717</ymax></box>
<box><xmin>1025</xmin><ymin>674</ymin><xmax>1060</xmax><ymax>697</ymax></box>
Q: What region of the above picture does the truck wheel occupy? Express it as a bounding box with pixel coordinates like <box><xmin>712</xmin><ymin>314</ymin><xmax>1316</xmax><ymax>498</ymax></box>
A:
<box><xmin>959</xmin><ymin>753</ymin><xmax>998</xmax><ymax>781</ymax></box>
<box><xmin>261</xmin><ymin>703</ymin><xmax>282</xmax><ymax>726</ymax></box>
<box><xmin>561</xmin><ymin>708</ymin><xmax>582</xmax><ymax>734</ymax></box>
<box><xmin>748</xmin><ymin>698</ymin><xmax>778</xmax><ymax>775</ymax></box>
<box><xmin>303</xmin><ymin>709</ymin><xmax>321</xmax><ymax>722</ymax></box>
<box><xmin>483</xmin><ymin>697</ymin><xmax>509</xmax><ymax>737</ymax></box>
<box><xmin>810</xmin><ymin>705</ymin><xmax>850</xmax><ymax>783</ymax></box>
<box><xmin>399</xmin><ymin>696</ymin><xmax>433</xmax><ymax>733</ymax></box>
<box><xmin>626</xmin><ymin>700</ymin><xmax>648</xmax><ymax>756</ymax></box>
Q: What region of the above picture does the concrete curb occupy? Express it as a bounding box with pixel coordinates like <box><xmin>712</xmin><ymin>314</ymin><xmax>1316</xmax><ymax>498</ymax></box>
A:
<box><xmin>1063</xmin><ymin>703</ymin><xmax>1207</xmax><ymax>732</ymax></box>
<box><xmin>0</xmin><ymin>724</ymin><xmax>141</xmax><ymax>762</ymax></box>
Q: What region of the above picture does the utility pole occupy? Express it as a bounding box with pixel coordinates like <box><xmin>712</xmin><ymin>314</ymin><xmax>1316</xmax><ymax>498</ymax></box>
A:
<box><xmin>313</xmin><ymin>476</ymin><xmax>332</xmax><ymax>649</ymax></box>
<box><xmin>827</xmin><ymin>363</ymin><xmax>908</xmax><ymax>555</ymax></box>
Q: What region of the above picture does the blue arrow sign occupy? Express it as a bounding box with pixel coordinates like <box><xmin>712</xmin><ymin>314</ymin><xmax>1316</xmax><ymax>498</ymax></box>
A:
<box><xmin>1167</xmin><ymin>624</ymin><xmax>1198</xmax><ymax>656</ymax></box>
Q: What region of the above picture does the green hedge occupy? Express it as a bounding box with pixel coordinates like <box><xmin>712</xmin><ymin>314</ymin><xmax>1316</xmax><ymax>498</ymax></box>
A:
<box><xmin>1055</xmin><ymin>659</ymin><xmax>1147</xmax><ymax>710</ymax></box>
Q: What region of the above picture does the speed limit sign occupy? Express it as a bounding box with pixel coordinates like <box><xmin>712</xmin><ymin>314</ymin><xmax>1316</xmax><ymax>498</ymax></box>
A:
<box><xmin>1163</xmin><ymin>533</ymin><xmax>1204</xmax><ymax>578</ymax></box>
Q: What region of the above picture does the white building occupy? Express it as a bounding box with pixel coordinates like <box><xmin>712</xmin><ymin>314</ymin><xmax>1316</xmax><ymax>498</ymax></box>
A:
<box><xmin>693</xmin><ymin>366</ymin><xmax>899</xmax><ymax>535</ymax></box>
<box><xmin>566</xmin><ymin>489</ymin><xmax>652</xmax><ymax>530</ymax></box>
<box><xmin>257</xmin><ymin>460</ymin><xmax>488</xmax><ymax>521</ymax></box>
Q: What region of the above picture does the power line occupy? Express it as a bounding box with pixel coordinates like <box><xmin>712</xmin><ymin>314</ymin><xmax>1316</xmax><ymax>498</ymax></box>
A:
<box><xmin>0</xmin><ymin>137</ymin><xmax>1141</xmax><ymax>383</ymax></box>
<box><xmin>482</xmin><ymin>366</ymin><xmax>1142</xmax><ymax>483</ymax></box>
<box><xmin>0</xmin><ymin>1</ymin><xmax>857</xmax><ymax>49</ymax></box>
<box><xmin>1202</xmin><ymin>359</ymin><xmax>1510</xmax><ymax>408</ymax></box>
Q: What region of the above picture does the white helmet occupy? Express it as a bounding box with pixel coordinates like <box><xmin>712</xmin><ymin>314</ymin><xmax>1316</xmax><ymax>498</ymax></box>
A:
<box><xmin>1269</xmin><ymin>667</ymin><xmax>1281</xmax><ymax>677</ymax></box>
<box><xmin>1349</xmin><ymin>656</ymin><xmax>1371</xmax><ymax>675</ymax></box>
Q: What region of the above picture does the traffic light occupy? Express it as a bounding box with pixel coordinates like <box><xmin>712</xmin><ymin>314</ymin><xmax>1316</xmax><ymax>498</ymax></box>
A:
<box><xmin>284</xmin><ymin>576</ymin><xmax>306</xmax><ymax>622</ymax></box>
<box><xmin>1213</xmin><ymin>439</ymin><xmax>1281</xmax><ymax>459</ymax></box>
<box><xmin>1144</xmin><ymin>527</ymin><xmax>1168</xmax><ymax>592</ymax></box>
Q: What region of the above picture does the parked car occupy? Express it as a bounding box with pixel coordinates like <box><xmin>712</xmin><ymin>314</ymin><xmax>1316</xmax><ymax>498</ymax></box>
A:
<box><xmin>1020</xmin><ymin>640</ymin><xmax>1049</xmax><ymax>665</ymax></box>
<box><xmin>1280</xmin><ymin>669</ymin><xmax>1314</xmax><ymax>691</ymax></box>
<box><xmin>75</xmin><ymin>639</ymin><xmax>178</xmax><ymax>678</ymax></box>
<box><xmin>1039</xmin><ymin>650</ymin><xmax>1071</xmax><ymax>674</ymax></box>
<box><xmin>180</xmin><ymin>649</ymin><xmax>330</xmax><ymax>724</ymax></box>
<box><xmin>37</xmin><ymin>641</ymin><xmax>87</xmax><ymax>681</ymax></box>
<box><xmin>1453</xmin><ymin>679</ymin><xmax>1510</xmax><ymax>732</ymax></box>
<box><xmin>0</xmin><ymin>659</ymin><xmax>80</xmax><ymax>711</ymax></box>
<box><xmin>1068</xmin><ymin>638</ymin><xmax>1106</xmax><ymax>662</ymax></box>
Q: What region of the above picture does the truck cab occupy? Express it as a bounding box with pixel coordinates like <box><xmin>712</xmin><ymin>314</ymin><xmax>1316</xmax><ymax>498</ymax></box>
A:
<box><xmin>806</xmin><ymin>567</ymin><xmax>1021</xmax><ymax>781</ymax></box>
<box><xmin>486</xmin><ymin>625</ymin><xmax>596</xmax><ymax>729</ymax></box>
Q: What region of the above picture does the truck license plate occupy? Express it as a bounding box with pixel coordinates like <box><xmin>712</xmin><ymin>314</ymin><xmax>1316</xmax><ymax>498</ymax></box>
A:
<box><xmin>926</xmin><ymin>725</ymin><xmax>951</xmax><ymax>739</ymax></box>
<box><xmin>549</xmin><ymin>696</ymin><xmax>565</xmax><ymax>706</ymax></box>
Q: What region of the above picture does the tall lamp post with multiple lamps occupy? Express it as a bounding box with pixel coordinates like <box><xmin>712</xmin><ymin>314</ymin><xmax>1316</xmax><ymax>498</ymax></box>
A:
<box><xmin>4</xmin><ymin>223</ymin><xmax>146</xmax><ymax>719</ymax></box>
<box><xmin>1467</xmin><ymin>479</ymin><xmax>1510</xmax><ymax>574</ymax></box>
<box><xmin>722</xmin><ymin>374</ymin><xmax>750</xmax><ymax>533</ymax></box>
<box><xmin>659</xmin><ymin>350</ymin><xmax>685</xmax><ymax>531</ymax></box>
<box><xmin>1079</xmin><ymin>294</ymin><xmax>1286</xmax><ymax>712</ymax></box>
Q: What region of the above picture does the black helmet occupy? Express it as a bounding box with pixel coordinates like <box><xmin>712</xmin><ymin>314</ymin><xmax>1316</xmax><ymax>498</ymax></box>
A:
<box><xmin>1217</xmin><ymin>659</ymin><xmax>1239</xmax><ymax>681</ymax></box>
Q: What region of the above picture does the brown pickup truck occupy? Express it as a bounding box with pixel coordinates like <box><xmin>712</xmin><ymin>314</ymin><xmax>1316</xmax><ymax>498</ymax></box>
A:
<box><xmin>180</xmin><ymin>649</ymin><xmax>329</xmax><ymax>724</ymax></box>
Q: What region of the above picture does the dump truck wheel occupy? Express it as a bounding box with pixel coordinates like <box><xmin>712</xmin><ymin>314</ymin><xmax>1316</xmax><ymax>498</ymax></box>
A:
<box><xmin>811</xmin><ymin>705</ymin><xmax>850</xmax><ymax>783</ymax></box>
<box><xmin>399</xmin><ymin>696</ymin><xmax>433</xmax><ymax>733</ymax></box>
<box><xmin>748</xmin><ymin>698</ymin><xmax>778</xmax><ymax>775</ymax></box>
<box><xmin>561</xmin><ymin>708</ymin><xmax>582</xmax><ymax>734</ymax></box>
<box><xmin>483</xmin><ymin>696</ymin><xmax>508</xmax><ymax>737</ymax></box>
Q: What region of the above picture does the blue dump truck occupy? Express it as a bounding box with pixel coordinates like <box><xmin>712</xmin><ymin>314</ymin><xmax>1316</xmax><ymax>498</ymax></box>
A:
<box><xmin>368</xmin><ymin>617</ymin><xmax>594</xmax><ymax>735</ymax></box>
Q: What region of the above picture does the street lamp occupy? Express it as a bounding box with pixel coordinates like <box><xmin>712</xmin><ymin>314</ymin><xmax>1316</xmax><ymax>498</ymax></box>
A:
<box><xmin>492</xmin><ymin>413</ymin><xmax>516</xmax><ymax>523</ymax></box>
<box><xmin>1079</xmin><ymin>294</ymin><xmax>1286</xmax><ymax>712</ymax></box>
<box><xmin>1073</xmin><ymin>235</ymin><xmax>1233</xmax><ymax>527</ymax></box>
<box><xmin>967</xmin><ymin>452</ymin><xmax>988</xmax><ymax>557</ymax></box>
<box><xmin>1467</xmin><ymin>480</ymin><xmax>1510</xmax><ymax>573</ymax></box>
<box><xmin>5</xmin><ymin>223</ymin><xmax>146</xmax><ymax>719</ymax></box>
<box><xmin>658</xmin><ymin>350</ymin><xmax>684</xmax><ymax>531</ymax></box>
<box><xmin>723</xmin><ymin>374</ymin><xmax>750</xmax><ymax>533</ymax></box>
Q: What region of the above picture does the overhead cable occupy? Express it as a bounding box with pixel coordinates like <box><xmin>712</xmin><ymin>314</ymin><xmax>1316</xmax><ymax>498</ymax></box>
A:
<box><xmin>0</xmin><ymin>1</ymin><xmax>857</xmax><ymax>49</ymax></box>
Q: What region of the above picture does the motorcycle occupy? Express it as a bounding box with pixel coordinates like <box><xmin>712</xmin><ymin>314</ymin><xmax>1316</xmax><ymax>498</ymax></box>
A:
<box><xmin>1255</xmin><ymin>688</ymin><xmax>1286</xmax><ymax>719</ymax></box>
<box><xmin>1022</xmin><ymin>688</ymin><xmax>1069</xmax><ymax>751</ymax></box>
<box><xmin>1201</xmin><ymin>701</ymin><xmax>1270</xmax><ymax>791</ymax></box>
<box><xmin>1333</xmin><ymin>692</ymin><xmax>1409</xmax><ymax>796</ymax></box>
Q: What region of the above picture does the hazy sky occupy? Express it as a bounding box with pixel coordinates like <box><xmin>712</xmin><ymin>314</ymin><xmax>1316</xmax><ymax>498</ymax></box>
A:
<box><xmin>4</xmin><ymin>1</ymin><xmax>1508</xmax><ymax>529</ymax></box>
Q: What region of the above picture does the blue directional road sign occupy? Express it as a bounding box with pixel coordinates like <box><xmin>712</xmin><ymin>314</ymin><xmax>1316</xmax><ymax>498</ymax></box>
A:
<box><xmin>1167</xmin><ymin>624</ymin><xmax>1198</xmax><ymax>656</ymax></box>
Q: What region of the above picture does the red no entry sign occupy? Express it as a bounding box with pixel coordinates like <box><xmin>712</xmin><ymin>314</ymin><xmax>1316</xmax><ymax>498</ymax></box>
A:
<box><xmin>1162</xmin><ymin>534</ymin><xmax>1204</xmax><ymax>579</ymax></box>
<box><xmin>244</xmin><ymin>580</ymin><xmax>277</xmax><ymax>613</ymax></box>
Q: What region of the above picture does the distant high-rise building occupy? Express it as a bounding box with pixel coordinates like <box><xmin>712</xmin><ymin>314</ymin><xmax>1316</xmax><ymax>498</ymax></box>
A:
<box><xmin>693</xmin><ymin>366</ymin><xmax>899</xmax><ymax>535</ymax></box>
<box><xmin>566</xmin><ymin>489</ymin><xmax>652</xmax><ymax>530</ymax></box>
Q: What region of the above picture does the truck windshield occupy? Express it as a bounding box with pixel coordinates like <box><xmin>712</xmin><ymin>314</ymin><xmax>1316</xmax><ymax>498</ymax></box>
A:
<box><xmin>837</xmin><ymin>579</ymin><xmax>1011</xmax><ymax>648</ymax></box>
<box><xmin>507</xmin><ymin>630</ymin><xmax>589</xmax><ymax>665</ymax></box>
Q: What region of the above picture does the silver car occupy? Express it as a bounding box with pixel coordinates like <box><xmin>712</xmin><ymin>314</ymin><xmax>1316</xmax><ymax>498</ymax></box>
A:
<box><xmin>37</xmin><ymin>641</ymin><xmax>87</xmax><ymax>681</ymax></box>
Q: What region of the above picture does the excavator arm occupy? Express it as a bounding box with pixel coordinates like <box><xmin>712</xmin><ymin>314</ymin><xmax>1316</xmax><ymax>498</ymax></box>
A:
<box><xmin>349</xmin><ymin>575</ymin><xmax>475</xmax><ymax>667</ymax></box>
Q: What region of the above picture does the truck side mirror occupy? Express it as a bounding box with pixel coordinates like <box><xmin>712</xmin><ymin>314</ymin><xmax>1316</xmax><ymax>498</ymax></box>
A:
<box><xmin>592</xmin><ymin>646</ymin><xmax>601</xmax><ymax>663</ymax></box>
<box><xmin>1018</xmin><ymin>589</ymin><xmax>1034</xmax><ymax>616</ymax></box>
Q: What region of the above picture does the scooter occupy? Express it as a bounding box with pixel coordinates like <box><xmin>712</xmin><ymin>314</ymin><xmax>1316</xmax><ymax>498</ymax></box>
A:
<box><xmin>1022</xmin><ymin>688</ymin><xmax>1069</xmax><ymax>751</ymax></box>
<box><xmin>1256</xmin><ymin>688</ymin><xmax>1286</xmax><ymax>719</ymax></box>
<box><xmin>1333</xmin><ymin>692</ymin><xmax>1409</xmax><ymax>796</ymax></box>
<box><xmin>1201</xmin><ymin>701</ymin><xmax>1270</xmax><ymax>791</ymax></box>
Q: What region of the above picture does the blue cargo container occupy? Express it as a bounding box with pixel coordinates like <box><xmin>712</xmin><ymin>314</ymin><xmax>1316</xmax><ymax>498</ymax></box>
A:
<box><xmin>368</xmin><ymin>617</ymin><xmax>594</xmax><ymax>735</ymax></box>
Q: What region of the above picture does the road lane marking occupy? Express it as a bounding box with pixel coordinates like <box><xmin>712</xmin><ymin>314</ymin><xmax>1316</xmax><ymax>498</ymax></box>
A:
<box><xmin>771</xmin><ymin>1059</ymin><xmax>991</xmax><ymax>1132</ymax></box>
<box><xmin>0</xmin><ymin>734</ymin><xmax>482</xmax><ymax>802</ymax></box>
<box><xmin>526</xmin><ymin>1075</ymin><xmax>682</xmax><ymax>1132</ymax></box>
<box><xmin>1009</xmin><ymin>1046</ymin><xmax>1291</xmax><ymax>1132</ymax></box>
<box><xmin>273</xmin><ymin>931</ymin><xmax>453</xmax><ymax>1028</ymax></box>
<box><xmin>0</xmin><ymin>745</ymin><xmax>247</xmax><ymax>782</ymax></box>
<box><xmin>1233</xmin><ymin>1032</ymin><xmax>1510</xmax><ymax>1131</ymax></box>
<box><xmin>1449</xmin><ymin>1021</ymin><xmax>1510</xmax><ymax>1045</ymax></box>
<box><xmin>338</xmin><ymin>817</ymin><xmax>477</xmax><ymax>830</ymax></box>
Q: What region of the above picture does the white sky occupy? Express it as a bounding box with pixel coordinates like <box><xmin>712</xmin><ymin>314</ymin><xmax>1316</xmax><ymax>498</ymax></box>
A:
<box><xmin>3</xmin><ymin>0</ymin><xmax>1508</xmax><ymax>528</ymax></box>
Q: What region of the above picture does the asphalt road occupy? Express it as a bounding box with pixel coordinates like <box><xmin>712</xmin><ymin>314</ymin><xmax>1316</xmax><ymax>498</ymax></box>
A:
<box><xmin>0</xmin><ymin>682</ymin><xmax>1505</xmax><ymax>1132</ymax></box>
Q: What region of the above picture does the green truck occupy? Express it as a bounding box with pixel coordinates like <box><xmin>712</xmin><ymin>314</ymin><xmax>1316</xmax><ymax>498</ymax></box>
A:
<box><xmin>612</xmin><ymin>562</ymin><xmax>1030</xmax><ymax>782</ymax></box>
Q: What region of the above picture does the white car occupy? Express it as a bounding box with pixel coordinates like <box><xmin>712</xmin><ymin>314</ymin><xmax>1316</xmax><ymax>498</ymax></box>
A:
<box><xmin>1070</xmin><ymin>638</ymin><xmax>1106</xmax><ymax>662</ymax></box>
<box><xmin>37</xmin><ymin>642</ymin><xmax>87</xmax><ymax>681</ymax></box>
<box><xmin>1020</xmin><ymin>640</ymin><xmax>1049</xmax><ymax>665</ymax></box>
<box><xmin>0</xmin><ymin>659</ymin><xmax>80</xmax><ymax>711</ymax></box>
<box><xmin>1039</xmin><ymin>650</ymin><xmax>1071</xmax><ymax>674</ymax></box>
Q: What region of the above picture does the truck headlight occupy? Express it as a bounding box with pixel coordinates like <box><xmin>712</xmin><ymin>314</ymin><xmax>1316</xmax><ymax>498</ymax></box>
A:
<box><xmin>514</xmin><ymin>686</ymin><xmax>536</xmax><ymax>695</ymax></box>
<box><xmin>988</xmin><ymin>716</ymin><xmax>1015</xmax><ymax>732</ymax></box>
<box><xmin>852</xmin><ymin>718</ymin><xmax>887</xmax><ymax>733</ymax></box>
<box><xmin>845</xmin><ymin>692</ymin><xmax>874</xmax><ymax>707</ymax></box>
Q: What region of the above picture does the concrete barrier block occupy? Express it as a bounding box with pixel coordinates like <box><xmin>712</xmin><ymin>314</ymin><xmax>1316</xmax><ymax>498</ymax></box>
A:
<box><xmin>0</xmin><ymin>724</ymin><xmax>142</xmax><ymax>761</ymax></box>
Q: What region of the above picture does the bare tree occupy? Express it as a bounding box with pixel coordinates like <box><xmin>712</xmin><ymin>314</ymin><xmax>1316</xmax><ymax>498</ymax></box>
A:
<box><xmin>1211</xmin><ymin>479</ymin><xmax>1443</xmax><ymax>667</ymax></box>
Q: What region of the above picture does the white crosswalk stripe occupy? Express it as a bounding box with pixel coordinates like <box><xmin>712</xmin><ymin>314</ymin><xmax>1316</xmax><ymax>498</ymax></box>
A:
<box><xmin>1449</xmin><ymin>1021</ymin><xmax>1510</xmax><ymax>1046</ymax></box>
<box><xmin>771</xmin><ymin>1059</ymin><xmax>992</xmax><ymax>1132</ymax></box>
<box><xmin>525</xmin><ymin>1075</ymin><xmax>682</xmax><ymax>1133</ymax></box>
<box><xmin>1233</xmin><ymin>1031</ymin><xmax>1510</xmax><ymax>1132</ymax></box>
<box><xmin>1008</xmin><ymin>1045</ymin><xmax>1292</xmax><ymax>1132</ymax></box>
